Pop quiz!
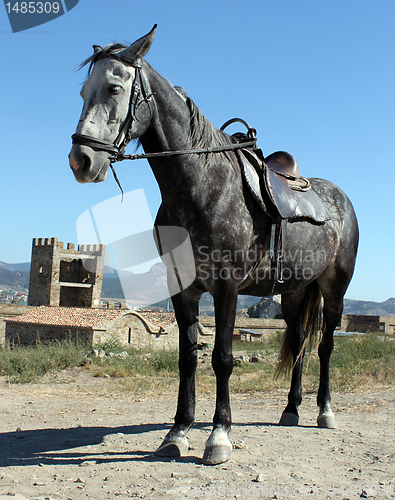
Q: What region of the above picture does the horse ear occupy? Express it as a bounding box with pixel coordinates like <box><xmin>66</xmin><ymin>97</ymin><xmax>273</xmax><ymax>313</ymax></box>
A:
<box><xmin>120</xmin><ymin>25</ymin><xmax>157</xmax><ymax>62</ymax></box>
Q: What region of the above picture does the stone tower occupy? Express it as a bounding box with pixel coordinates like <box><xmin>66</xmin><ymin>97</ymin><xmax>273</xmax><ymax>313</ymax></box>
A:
<box><xmin>28</xmin><ymin>238</ymin><xmax>105</xmax><ymax>308</ymax></box>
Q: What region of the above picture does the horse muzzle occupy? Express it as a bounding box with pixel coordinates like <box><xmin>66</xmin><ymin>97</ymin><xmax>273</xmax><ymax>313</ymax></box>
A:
<box><xmin>69</xmin><ymin>144</ymin><xmax>110</xmax><ymax>183</ymax></box>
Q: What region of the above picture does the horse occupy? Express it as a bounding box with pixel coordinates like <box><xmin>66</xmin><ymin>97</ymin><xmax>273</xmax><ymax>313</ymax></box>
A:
<box><xmin>69</xmin><ymin>26</ymin><xmax>359</xmax><ymax>465</ymax></box>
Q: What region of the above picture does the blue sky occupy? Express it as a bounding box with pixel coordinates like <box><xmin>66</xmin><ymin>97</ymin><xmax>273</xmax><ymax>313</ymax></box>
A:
<box><xmin>0</xmin><ymin>0</ymin><xmax>394</xmax><ymax>302</ymax></box>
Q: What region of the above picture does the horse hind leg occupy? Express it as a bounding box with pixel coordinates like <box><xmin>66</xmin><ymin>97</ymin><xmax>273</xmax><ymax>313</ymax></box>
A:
<box><xmin>316</xmin><ymin>255</ymin><xmax>357</xmax><ymax>429</ymax></box>
<box><xmin>277</xmin><ymin>286</ymin><xmax>318</xmax><ymax>426</ymax></box>
<box><xmin>315</xmin><ymin>291</ymin><xmax>344</xmax><ymax>429</ymax></box>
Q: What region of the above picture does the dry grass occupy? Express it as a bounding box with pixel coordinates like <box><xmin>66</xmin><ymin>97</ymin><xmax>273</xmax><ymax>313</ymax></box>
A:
<box><xmin>0</xmin><ymin>332</ymin><xmax>394</xmax><ymax>395</ymax></box>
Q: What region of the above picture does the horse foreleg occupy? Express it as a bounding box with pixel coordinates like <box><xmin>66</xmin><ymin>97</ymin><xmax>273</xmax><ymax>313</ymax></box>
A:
<box><xmin>155</xmin><ymin>291</ymin><xmax>199</xmax><ymax>457</ymax></box>
<box><xmin>202</xmin><ymin>283</ymin><xmax>237</xmax><ymax>465</ymax></box>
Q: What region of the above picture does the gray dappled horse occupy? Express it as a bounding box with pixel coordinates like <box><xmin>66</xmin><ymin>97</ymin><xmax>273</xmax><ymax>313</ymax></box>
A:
<box><xmin>69</xmin><ymin>26</ymin><xmax>359</xmax><ymax>465</ymax></box>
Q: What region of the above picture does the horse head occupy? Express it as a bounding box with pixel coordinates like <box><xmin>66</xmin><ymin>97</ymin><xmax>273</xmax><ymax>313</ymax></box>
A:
<box><xmin>69</xmin><ymin>25</ymin><xmax>156</xmax><ymax>183</ymax></box>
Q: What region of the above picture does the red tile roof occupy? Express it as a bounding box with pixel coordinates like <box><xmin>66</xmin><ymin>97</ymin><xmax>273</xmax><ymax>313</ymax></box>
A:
<box><xmin>6</xmin><ymin>306</ymin><xmax>177</xmax><ymax>332</ymax></box>
<box><xmin>6</xmin><ymin>306</ymin><xmax>123</xmax><ymax>328</ymax></box>
<box><xmin>135</xmin><ymin>310</ymin><xmax>176</xmax><ymax>329</ymax></box>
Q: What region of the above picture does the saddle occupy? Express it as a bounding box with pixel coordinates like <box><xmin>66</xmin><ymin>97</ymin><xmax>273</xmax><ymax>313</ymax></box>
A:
<box><xmin>231</xmin><ymin>135</ymin><xmax>332</xmax><ymax>223</ymax></box>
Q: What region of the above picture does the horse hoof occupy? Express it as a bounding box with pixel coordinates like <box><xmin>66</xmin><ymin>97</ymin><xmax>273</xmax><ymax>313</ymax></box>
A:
<box><xmin>279</xmin><ymin>412</ymin><xmax>299</xmax><ymax>426</ymax></box>
<box><xmin>202</xmin><ymin>428</ymin><xmax>232</xmax><ymax>465</ymax></box>
<box><xmin>317</xmin><ymin>414</ymin><xmax>337</xmax><ymax>429</ymax></box>
<box><xmin>155</xmin><ymin>437</ymin><xmax>188</xmax><ymax>457</ymax></box>
<box><xmin>202</xmin><ymin>445</ymin><xmax>232</xmax><ymax>465</ymax></box>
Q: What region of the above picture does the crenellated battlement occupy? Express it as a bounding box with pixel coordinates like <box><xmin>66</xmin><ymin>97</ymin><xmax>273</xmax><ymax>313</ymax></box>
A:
<box><xmin>32</xmin><ymin>238</ymin><xmax>104</xmax><ymax>256</ymax></box>
<box><xmin>78</xmin><ymin>244</ymin><xmax>105</xmax><ymax>256</ymax></box>
<box><xmin>32</xmin><ymin>237</ymin><xmax>58</xmax><ymax>247</ymax></box>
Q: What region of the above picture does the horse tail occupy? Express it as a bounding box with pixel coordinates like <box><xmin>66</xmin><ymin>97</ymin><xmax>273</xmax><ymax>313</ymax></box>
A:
<box><xmin>274</xmin><ymin>281</ymin><xmax>323</xmax><ymax>379</ymax></box>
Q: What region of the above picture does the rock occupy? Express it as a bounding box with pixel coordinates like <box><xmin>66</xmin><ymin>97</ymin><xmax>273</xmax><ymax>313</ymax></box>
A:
<box><xmin>247</xmin><ymin>295</ymin><xmax>281</xmax><ymax>319</ymax></box>
<box><xmin>234</xmin><ymin>355</ymin><xmax>250</xmax><ymax>365</ymax></box>
<box><xmin>166</xmin><ymin>485</ymin><xmax>192</xmax><ymax>495</ymax></box>
<box><xmin>79</xmin><ymin>460</ymin><xmax>96</xmax><ymax>467</ymax></box>
<box><xmin>233</xmin><ymin>440</ymin><xmax>248</xmax><ymax>449</ymax></box>
<box><xmin>254</xmin><ymin>473</ymin><xmax>265</xmax><ymax>482</ymax></box>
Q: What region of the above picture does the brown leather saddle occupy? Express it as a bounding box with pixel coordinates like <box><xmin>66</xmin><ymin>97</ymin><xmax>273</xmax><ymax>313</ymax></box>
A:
<box><xmin>238</xmin><ymin>147</ymin><xmax>332</xmax><ymax>222</ymax></box>
<box><xmin>224</xmin><ymin>126</ymin><xmax>332</xmax><ymax>223</ymax></box>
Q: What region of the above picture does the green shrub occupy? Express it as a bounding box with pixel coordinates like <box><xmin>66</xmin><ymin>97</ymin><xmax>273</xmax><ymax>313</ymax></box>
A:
<box><xmin>0</xmin><ymin>339</ymin><xmax>90</xmax><ymax>383</ymax></box>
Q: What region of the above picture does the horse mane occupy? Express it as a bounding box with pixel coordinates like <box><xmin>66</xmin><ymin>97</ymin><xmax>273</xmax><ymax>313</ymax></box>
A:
<box><xmin>185</xmin><ymin>97</ymin><xmax>233</xmax><ymax>158</ymax></box>
<box><xmin>78</xmin><ymin>43</ymin><xmax>128</xmax><ymax>75</ymax></box>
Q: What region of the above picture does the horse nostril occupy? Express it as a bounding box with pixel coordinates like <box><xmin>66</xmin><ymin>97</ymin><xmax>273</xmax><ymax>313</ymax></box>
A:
<box><xmin>80</xmin><ymin>152</ymin><xmax>92</xmax><ymax>172</ymax></box>
<box><xmin>69</xmin><ymin>147</ymin><xmax>92</xmax><ymax>173</ymax></box>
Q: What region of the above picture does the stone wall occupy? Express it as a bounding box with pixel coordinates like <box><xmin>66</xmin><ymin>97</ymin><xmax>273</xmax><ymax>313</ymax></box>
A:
<box><xmin>3</xmin><ymin>304</ymin><xmax>394</xmax><ymax>348</ymax></box>
<box><xmin>340</xmin><ymin>315</ymin><xmax>395</xmax><ymax>335</ymax></box>
<box><xmin>92</xmin><ymin>313</ymin><xmax>179</xmax><ymax>350</ymax></box>
<box><xmin>5</xmin><ymin>323</ymin><xmax>93</xmax><ymax>345</ymax></box>
<box><xmin>199</xmin><ymin>316</ymin><xmax>286</xmax><ymax>340</ymax></box>
<box><xmin>0</xmin><ymin>304</ymin><xmax>35</xmax><ymax>345</ymax></box>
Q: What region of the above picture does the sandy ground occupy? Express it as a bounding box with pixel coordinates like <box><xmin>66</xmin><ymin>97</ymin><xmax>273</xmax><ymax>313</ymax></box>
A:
<box><xmin>0</xmin><ymin>369</ymin><xmax>394</xmax><ymax>500</ymax></box>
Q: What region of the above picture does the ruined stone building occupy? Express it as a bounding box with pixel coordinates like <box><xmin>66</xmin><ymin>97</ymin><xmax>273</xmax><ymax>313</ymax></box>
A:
<box><xmin>3</xmin><ymin>237</ymin><xmax>181</xmax><ymax>347</ymax></box>
<box><xmin>28</xmin><ymin>238</ymin><xmax>105</xmax><ymax>308</ymax></box>
<box><xmin>5</xmin><ymin>306</ymin><xmax>179</xmax><ymax>349</ymax></box>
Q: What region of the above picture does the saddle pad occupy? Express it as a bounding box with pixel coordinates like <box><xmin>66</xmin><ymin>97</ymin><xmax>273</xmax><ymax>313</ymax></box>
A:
<box><xmin>236</xmin><ymin>150</ymin><xmax>268</xmax><ymax>214</ymax></box>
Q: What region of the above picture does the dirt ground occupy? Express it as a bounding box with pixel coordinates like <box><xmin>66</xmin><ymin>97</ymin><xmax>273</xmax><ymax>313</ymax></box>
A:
<box><xmin>0</xmin><ymin>368</ymin><xmax>394</xmax><ymax>500</ymax></box>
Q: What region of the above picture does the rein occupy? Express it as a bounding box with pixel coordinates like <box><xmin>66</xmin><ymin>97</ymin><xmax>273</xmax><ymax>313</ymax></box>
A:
<box><xmin>108</xmin><ymin>139</ymin><xmax>258</xmax><ymax>163</ymax></box>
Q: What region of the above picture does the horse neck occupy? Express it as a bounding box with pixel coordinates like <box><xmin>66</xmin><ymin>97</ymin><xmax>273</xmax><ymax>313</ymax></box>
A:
<box><xmin>138</xmin><ymin>62</ymin><xmax>236</xmax><ymax>209</ymax></box>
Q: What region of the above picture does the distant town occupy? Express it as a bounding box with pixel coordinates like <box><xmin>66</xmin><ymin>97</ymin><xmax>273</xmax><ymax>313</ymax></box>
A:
<box><xmin>0</xmin><ymin>288</ymin><xmax>28</xmax><ymax>305</ymax></box>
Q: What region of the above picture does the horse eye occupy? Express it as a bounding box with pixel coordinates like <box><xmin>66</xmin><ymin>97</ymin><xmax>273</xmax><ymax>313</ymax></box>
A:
<box><xmin>108</xmin><ymin>85</ymin><xmax>122</xmax><ymax>95</ymax></box>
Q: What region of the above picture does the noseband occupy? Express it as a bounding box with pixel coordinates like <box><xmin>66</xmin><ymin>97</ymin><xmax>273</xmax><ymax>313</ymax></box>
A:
<box><xmin>72</xmin><ymin>61</ymin><xmax>153</xmax><ymax>162</ymax></box>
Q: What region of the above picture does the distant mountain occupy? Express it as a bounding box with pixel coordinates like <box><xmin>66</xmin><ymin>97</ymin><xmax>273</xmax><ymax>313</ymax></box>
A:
<box><xmin>0</xmin><ymin>261</ymin><xmax>30</xmax><ymax>273</ymax></box>
<box><xmin>0</xmin><ymin>267</ymin><xmax>30</xmax><ymax>291</ymax></box>
<box><xmin>200</xmin><ymin>292</ymin><xmax>260</xmax><ymax>315</ymax></box>
<box><xmin>101</xmin><ymin>262</ymin><xmax>167</xmax><ymax>303</ymax></box>
<box><xmin>1</xmin><ymin>260</ymin><xmax>394</xmax><ymax>315</ymax></box>
<box><xmin>102</xmin><ymin>265</ymin><xmax>135</xmax><ymax>279</ymax></box>
<box><xmin>343</xmin><ymin>298</ymin><xmax>395</xmax><ymax>316</ymax></box>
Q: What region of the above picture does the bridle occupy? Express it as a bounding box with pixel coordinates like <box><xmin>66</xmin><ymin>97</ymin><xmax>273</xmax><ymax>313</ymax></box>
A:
<box><xmin>72</xmin><ymin>59</ymin><xmax>154</xmax><ymax>162</ymax></box>
<box><xmin>71</xmin><ymin>52</ymin><xmax>258</xmax><ymax>195</ymax></box>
